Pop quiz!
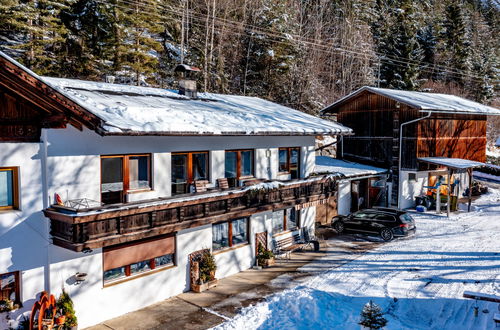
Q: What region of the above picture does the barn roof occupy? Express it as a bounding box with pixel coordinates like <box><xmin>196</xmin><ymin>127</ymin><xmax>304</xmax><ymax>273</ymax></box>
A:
<box><xmin>322</xmin><ymin>86</ymin><xmax>500</xmax><ymax>115</ymax></box>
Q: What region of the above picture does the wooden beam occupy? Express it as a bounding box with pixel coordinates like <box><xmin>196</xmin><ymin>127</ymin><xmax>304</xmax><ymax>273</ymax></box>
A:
<box><xmin>463</xmin><ymin>291</ymin><xmax>500</xmax><ymax>303</ymax></box>
<box><xmin>468</xmin><ymin>168</ymin><xmax>473</xmax><ymax>212</ymax></box>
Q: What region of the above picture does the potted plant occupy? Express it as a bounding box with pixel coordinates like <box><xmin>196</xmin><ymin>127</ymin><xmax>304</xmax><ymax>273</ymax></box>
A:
<box><xmin>0</xmin><ymin>298</ymin><xmax>14</xmax><ymax>312</ymax></box>
<box><xmin>192</xmin><ymin>250</ymin><xmax>218</xmax><ymax>292</ymax></box>
<box><xmin>56</xmin><ymin>289</ymin><xmax>78</xmax><ymax>330</ymax></box>
<box><xmin>256</xmin><ymin>243</ymin><xmax>275</xmax><ymax>267</ymax></box>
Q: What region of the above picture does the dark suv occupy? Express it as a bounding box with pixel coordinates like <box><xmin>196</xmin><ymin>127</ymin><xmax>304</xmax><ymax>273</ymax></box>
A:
<box><xmin>331</xmin><ymin>207</ymin><xmax>416</xmax><ymax>241</ymax></box>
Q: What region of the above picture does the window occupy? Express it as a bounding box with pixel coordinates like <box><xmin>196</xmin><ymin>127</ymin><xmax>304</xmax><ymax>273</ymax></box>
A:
<box><xmin>171</xmin><ymin>152</ymin><xmax>209</xmax><ymax>195</ymax></box>
<box><xmin>408</xmin><ymin>173</ymin><xmax>417</xmax><ymax>182</ymax></box>
<box><xmin>103</xmin><ymin>235</ymin><xmax>175</xmax><ymax>284</ymax></box>
<box><xmin>278</xmin><ymin>147</ymin><xmax>300</xmax><ymax>179</ymax></box>
<box><xmin>212</xmin><ymin>218</ymin><xmax>249</xmax><ymax>251</ymax></box>
<box><xmin>272</xmin><ymin>208</ymin><xmax>300</xmax><ymax>235</ymax></box>
<box><xmin>101</xmin><ymin>154</ymin><xmax>151</xmax><ymax>204</ymax></box>
<box><xmin>0</xmin><ymin>271</ymin><xmax>20</xmax><ymax>304</ymax></box>
<box><xmin>225</xmin><ymin>150</ymin><xmax>254</xmax><ymax>187</ymax></box>
<box><xmin>0</xmin><ymin>167</ymin><xmax>19</xmax><ymax>210</ymax></box>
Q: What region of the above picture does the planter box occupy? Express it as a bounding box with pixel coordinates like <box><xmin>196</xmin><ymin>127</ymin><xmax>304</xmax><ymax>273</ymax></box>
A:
<box><xmin>258</xmin><ymin>257</ymin><xmax>275</xmax><ymax>268</ymax></box>
<box><xmin>191</xmin><ymin>279</ymin><xmax>218</xmax><ymax>293</ymax></box>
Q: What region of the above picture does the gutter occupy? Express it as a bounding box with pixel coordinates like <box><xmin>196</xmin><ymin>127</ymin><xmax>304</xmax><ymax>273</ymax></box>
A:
<box><xmin>41</xmin><ymin>129</ymin><xmax>51</xmax><ymax>292</ymax></box>
<box><xmin>397</xmin><ymin>111</ymin><xmax>432</xmax><ymax>209</ymax></box>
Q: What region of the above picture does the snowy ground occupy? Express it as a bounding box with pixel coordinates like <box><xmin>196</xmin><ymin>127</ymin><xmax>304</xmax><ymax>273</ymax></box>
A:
<box><xmin>214</xmin><ymin>189</ymin><xmax>500</xmax><ymax>330</ymax></box>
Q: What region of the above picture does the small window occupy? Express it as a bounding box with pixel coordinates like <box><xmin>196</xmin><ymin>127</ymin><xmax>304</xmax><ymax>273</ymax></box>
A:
<box><xmin>278</xmin><ymin>147</ymin><xmax>300</xmax><ymax>179</ymax></box>
<box><xmin>171</xmin><ymin>152</ymin><xmax>209</xmax><ymax>195</ymax></box>
<box><xmin>408</xmin><ymin>173</ymin><xmax>417</xmax><ymax>182</ymax></box>
<box><xmin>0</xmin><ymin>167</ymin><xmax>19</xmax><ymax>210</ymax></box>
<box><xmin>272</xmin><ymin>208</ymin><xmax>300</xmax><ymax>235</ymax></box>
<box><xmin>101</xmin><ymin>155</ymin><xmax>152</xmax><ymax>204</ymax></box>
<box><xmin>103</xmin><ymin>235</ymin><xmax>175</xmax><ymax>284</ymax></box>
<box><xmin>225</xmin><ymin>150</ymin><xmax>254</xmax><ymax>187</ymax></box>
<box><xmin>212</xmin><ymin>218</ymin><xmax>249</xmax><ymax>251</ymax></box>
<box><xmin>0</xmin><ymin>271</ymin><xmax>20</xmax><ymax>304</ymax></box>
<box><xmin>374</xmin><ymin>214</ymin><xmax>395</xmax><ymax>222</ymax></box>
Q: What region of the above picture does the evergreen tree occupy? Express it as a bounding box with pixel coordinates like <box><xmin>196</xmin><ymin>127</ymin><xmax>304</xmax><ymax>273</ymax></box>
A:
<box><xmin>359</xmin><ymin>300</ymin><xmax>388</xmax><ymax>330</ymax></box>
<box><xmin>440</xmin><ymin>2</ymin><xmax>471</xmax><ymax>85</ymax></box>
<box><xmin>60</xmin><ymin>0</ymin><xmax>115</xmax><ymax>78</ymax></box>
<box><xmin>374</xmin><ymin>0</ymin><xmax>424</xmax><ymax>90</ymax></box>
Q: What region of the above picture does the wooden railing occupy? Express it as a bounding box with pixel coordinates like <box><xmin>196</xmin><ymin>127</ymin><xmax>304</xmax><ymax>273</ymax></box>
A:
<box><xmin>44</xmin><ymin>177</ymin><xmax>337</xmax><ymax>251</ymax></box>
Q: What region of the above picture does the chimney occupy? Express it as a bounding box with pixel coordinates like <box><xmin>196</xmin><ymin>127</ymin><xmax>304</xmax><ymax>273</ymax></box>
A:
<box><xmin>174</xmin><ymin>64</ymin><xmax>201</xmax><ymax>98</ymax></box>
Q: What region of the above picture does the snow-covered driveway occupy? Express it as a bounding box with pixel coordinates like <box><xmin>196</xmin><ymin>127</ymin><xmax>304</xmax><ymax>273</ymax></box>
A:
<box><xmin>215</xmin><ymin>190</ymin><xmax>500</xmax><ymax>330</ymax></box>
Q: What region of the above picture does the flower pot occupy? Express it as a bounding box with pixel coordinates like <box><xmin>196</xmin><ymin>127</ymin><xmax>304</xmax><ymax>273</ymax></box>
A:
<box><xmin>192</xmin><ymin>279</ymin><xmax>218</xmax><ymax>293</ymax></box>
<box><xmin>56</xmin><ymin>316</ymin><xmax>66</xmax><ymax>325</ymax></box>
<box><xmin>258</xmin><ymin>257</ymin><xmax>275</xmax><ymax>268</ymax></box>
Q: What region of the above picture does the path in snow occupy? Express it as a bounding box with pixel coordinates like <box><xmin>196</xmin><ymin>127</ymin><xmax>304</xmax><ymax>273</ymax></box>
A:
<box><xmin>214</xmin><ymin>189</ymin><xmax>500</xmax><ymax>330</ymax></box>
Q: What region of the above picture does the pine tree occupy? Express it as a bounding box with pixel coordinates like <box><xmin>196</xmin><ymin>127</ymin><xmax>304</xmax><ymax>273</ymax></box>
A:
<box><xmin>359</xmin><ymin>300</ymin><xmax>388</xmax><ymax>330</ymax></box>
<box><xmin>60</xmin><ymin>0</ymin><xmax>115</xmax><ymax>79</ymax></box>
<box><xmin>374</xmin><ymin>0</ymin><xmax>424</xmax><ymax>90</ymax></box>
<box><xmin>112</xmin><ymin>0</ymin><xmax>163</xmax><ymax>85</ymax></box>
<box><xmin>440</xmin><ymin>2</ymin><xmax>471</xmax><ymax>85</ymax></box>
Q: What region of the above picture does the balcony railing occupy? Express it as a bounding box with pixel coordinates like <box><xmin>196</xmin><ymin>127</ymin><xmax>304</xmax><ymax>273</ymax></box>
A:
<box><xmin>44</xmin><ymin>176</ymin><xmax>338</xmax><ymax>251</ymax></box>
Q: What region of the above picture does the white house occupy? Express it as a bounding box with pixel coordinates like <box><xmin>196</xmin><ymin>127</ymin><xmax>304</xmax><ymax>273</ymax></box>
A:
<box><xmin>0</xmin><ymin>51</ymin><xmax>352</xmax><ymax>328</ymax></box>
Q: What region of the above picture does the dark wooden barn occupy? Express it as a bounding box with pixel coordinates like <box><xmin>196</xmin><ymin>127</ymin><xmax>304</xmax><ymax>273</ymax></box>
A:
<box><xmin>322</xmin><ymin>86</ymin><xmax>500</xmax><ymax>205</ymax></box>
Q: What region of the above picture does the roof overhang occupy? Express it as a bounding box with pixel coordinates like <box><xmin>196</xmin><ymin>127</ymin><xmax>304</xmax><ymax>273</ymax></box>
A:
<box><xmin>321</xmin><ymin>86</ymin><xmax>500</xmax><ymax>116</ymax></box>
<box><xmin>418</xmin><ymin>157</ymin><xmax>486</xmax><ymax>170</ymax></box>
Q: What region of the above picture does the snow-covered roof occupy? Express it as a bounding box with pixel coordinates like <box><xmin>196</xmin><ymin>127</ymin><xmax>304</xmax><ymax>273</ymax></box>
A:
<box><xmin>314</xmin><ymin>156</ymin><xmax>387</xmax><ymax>179</ymax></box>
<box><xmin>418</xmin><ymin>157</ymin><xmax>485</xmax><ymax>170</ymax></box>
<box><xmin>322</xmin><ymin>86</ymin><xmax>500</xmax><ymax>115</ymax></box>
<box><xmin>39</xmin><ymin>77</ymin><xmax>352</xmax><ymax>136</ymax></box>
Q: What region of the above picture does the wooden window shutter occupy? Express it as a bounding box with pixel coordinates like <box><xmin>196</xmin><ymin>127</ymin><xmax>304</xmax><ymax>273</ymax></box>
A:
<box><xmin>103</xmin><ymin>235</ymin><xmax>175</xmax><ymax>271</ymax></box>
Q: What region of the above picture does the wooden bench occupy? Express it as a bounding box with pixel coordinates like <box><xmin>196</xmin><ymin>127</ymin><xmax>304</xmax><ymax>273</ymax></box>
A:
<box><xmin>217</xmin><ymin>178</ymin><xmax>229</xmax><ymax>190</ymax></box>
<box><xmin>242</xmin><ymin>178</ymin><xmax>264</xmax><ymax>187</ymax></box>
<box><xmin>194</xmin><ymin>180</ymin><xmax>209</xmax><ymax>193</ymax></box>
<box><xmin>273</xmin><ymin>234</ymin><xmax>307</xmax><ymax>260</ymax></box>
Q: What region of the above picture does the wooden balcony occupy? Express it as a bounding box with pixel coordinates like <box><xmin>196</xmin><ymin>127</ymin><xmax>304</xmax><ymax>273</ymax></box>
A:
<box><xmin>43</xmin><ymin>177</ymin><xmax>338</xmax><ymax>251</ymax></box>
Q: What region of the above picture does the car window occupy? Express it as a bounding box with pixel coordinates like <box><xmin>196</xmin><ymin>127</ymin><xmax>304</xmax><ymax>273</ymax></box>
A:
<box><xmin>400</xmin><ymin>214</ymin><xmax>414</xmax><ymax>223</ymax></box>
<box><xmin>353</xmin><ymin>212</ymin><xmax>375</xmax><ymax>219</ymax></box>
<box><xmin>374</xmin><ymin>214</ymin><xmax>396</xmax><ymax>222</ymax></box>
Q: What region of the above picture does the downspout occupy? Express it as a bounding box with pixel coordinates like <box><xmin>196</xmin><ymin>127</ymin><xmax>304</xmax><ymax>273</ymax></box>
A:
<box><xmin>397</xmin><ymin>111</ymin><xmax>432</xmax><ymax>209</ymax></box>
<box><xmin>41</xmin><ymin>129</ymin><xmax>51</xmax><ymax>292</ymax></box>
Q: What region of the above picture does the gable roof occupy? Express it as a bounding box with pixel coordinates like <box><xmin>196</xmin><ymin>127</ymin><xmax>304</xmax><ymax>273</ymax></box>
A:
<box><xmin>0</xmin><ymin>51</ymin><xmax>103</xmax><ymax>133</ymax></box>
<box><xmin>40</xmin><ymin>77</ymin><xmax>352</xmax><ymax>136</ymax></box>
<box><xmin>322</xmin><ymin>86</ymin><xmax>500</xmax><ymax>115</ymax></box>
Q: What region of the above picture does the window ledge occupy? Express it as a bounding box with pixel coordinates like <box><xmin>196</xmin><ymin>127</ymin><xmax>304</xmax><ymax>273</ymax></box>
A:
<box><xmin>103</xmin><ymin>264</ymin><xmax>176</xmax><ymax>288</ymax></box>
<box><xmin>213</xmin><ymin>242</ymin><xmax>250</xmax><ymax>255</ymax></box>
<box><xmin>127</xmin><ymin>188</ymin><xmax>154</xmax><ymax>194</ymax></box>
<box><xmin>272</xmin><ymin>228</ymin><xmax>300</xmax><ymax>238</ymax></box>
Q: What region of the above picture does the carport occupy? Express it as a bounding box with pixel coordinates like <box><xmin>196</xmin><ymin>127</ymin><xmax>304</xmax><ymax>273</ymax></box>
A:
<box><xmin>418</xmin><ymin>157</ymin><xmax>486</xmax><ymax>216</ymax></box>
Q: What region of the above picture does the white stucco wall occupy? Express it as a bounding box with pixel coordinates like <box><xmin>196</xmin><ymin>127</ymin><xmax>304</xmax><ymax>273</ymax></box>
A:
<box><xmin>337</xmin><ymin>180</ymin><xmax>351</xmax><ymax>216</ymax></box>
<box><xmin>0</xmin><ymin>143</ymin><xmax>47</xmax><ymax>328</ymax></box>
<box><xmin>400</xmin><ymin>170</ymin><xmax>470</xmax><ymax>210</ymax></box>
<box><xmin>1</xmin><ymin>125</ymin><xmax>320</xmax><ymax>328</ymax></box>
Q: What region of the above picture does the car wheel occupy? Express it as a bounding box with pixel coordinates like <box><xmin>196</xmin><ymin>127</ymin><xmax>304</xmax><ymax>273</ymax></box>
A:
<box><xmin>380</xmin><ymin>228</ymin><xmax>394</xmax><ymax>241</ymax></box>
<box><xmin>333</xmin><ymin>221</ymin><xmax>344</xmax><ymax>234</ymax></box>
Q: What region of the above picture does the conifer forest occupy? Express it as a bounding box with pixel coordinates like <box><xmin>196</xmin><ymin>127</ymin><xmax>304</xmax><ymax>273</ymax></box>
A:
<box><xmin>0</xmin><ymin>0</ymin><xmax>498</xmax><ymax>115</ymax></box>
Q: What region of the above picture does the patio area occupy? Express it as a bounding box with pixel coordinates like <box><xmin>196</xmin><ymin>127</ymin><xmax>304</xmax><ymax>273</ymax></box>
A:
<box><xmin>84</xmin><ymin>229</ymin><xmax>380</xmax><ymax>330</ymax></box>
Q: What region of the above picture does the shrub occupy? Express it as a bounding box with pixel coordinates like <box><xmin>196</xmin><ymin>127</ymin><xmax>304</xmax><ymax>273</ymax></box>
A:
<box><xmin>359</xmin><ymin>300</ymin><xmax>387</xmax><ymax>330</ymax></box>
<box><xmin>56</xmin><ymin>290</ymin><xmax>77</xmax><ymax>329</ymax></box>
<box><xmin>199</xmin><ymin>250</ymin><xmax>217</xmax><ymax>283</ymax></box>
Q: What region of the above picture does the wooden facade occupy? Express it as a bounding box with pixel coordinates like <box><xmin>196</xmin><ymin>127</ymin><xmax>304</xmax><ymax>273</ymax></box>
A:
<box><xmin>327</xmin><ymin>90</ymin><xmax>487</xmax><ymax>204</ymax></box>
<box><xmin>0</xmin><ymin>54</ymin><xmax>102</xmax><ymax>142</ymax></box>
<box><xmin>44</xmin><ymin>178</ymin><xmax>338</xmax><ymax>252</ymax></box>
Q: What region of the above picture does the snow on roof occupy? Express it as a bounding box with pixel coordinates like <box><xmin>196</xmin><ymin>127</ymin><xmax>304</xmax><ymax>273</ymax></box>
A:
<box><xmin>418</xmin><ymin>157</ymin><xmax>486</xmax><ymax>169</ymax></box>
<box><xmin>322</xmin><ymin>86</ymin><xmax>500</xmax><ymax>115</ymax></box>
<box><xmin>314</xmin><ymin>156</ymin><xmax>387</xmax><ymax>179</ymax></box>
<box><xmin>40</xmin><ymin>76</ymin><xmax>353</xmax><ymax>136</ymax></box>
